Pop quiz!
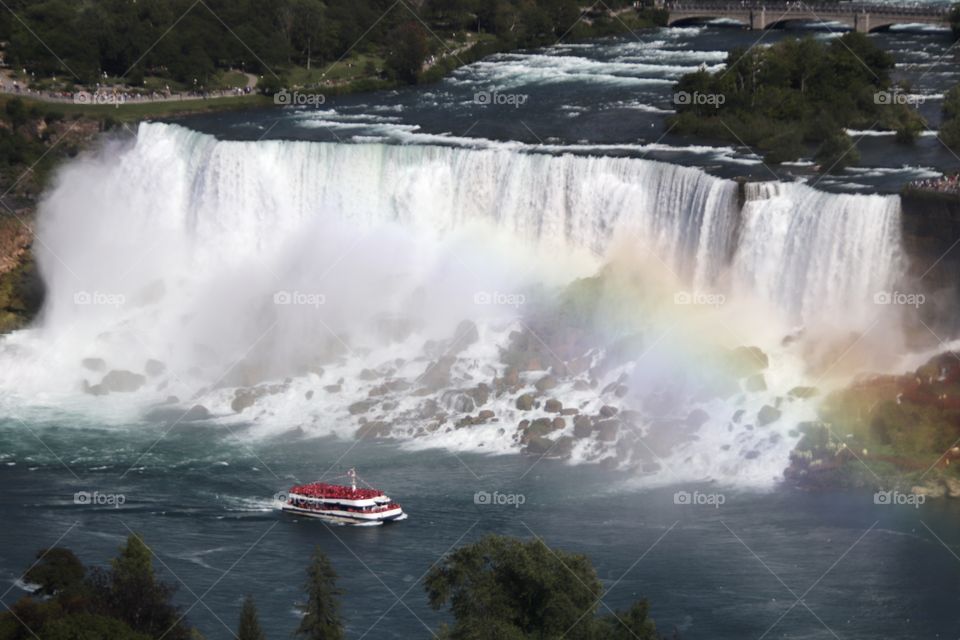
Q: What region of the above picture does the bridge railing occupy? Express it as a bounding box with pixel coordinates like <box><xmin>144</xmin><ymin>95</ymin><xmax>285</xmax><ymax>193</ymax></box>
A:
<box><xmin>665</xmin><ymin>2</ymin><xmax>949</xmax><ymax>15</ymax></box>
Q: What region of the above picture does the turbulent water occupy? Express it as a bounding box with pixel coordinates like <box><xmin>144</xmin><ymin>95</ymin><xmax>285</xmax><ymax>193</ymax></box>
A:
<box><xmin>0</xmin><ymin>122</ymin><xmax>910</xmax><ymax>488</ymax></box>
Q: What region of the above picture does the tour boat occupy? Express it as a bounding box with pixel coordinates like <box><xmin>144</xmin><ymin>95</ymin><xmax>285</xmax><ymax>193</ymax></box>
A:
<box><xmin>278</xmin><ymin>468</ymin><xmax>407</xmax><ymax>526</ymax></box>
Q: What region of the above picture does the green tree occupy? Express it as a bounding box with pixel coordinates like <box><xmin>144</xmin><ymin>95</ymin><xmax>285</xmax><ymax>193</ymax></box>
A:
<box><xmin>385</xmin><ymin>22</ymin><xmax>429</xmax><ymax>84</ymax></box>
<box><xmin>23</xmin><ymin>548</ymin><xmax>85</xmax><ymax>596</ymax></box>
<box><xmin>91</xmin><ymin>534</ymin><xmax>191</xmax><ymax>640</ymax></box>
<box><xmin>816</xmin><ymin>131</ymin><xmax>860</xmax><ymax>174</ymax></box>
<box><xmin>295</xmin><ymin>548</ymin><xmax>344</xmax><ymax>640</ymax></box>
<box><xmin>40</xmin><ymin>613</ymin><xmax>151</xmax><ymax>640</ymax></box>
<box><xmin>237</xmin><ymin>595</ymin><xmax>266</xmax><ymax>640</ymax></box>
<box><xmin>424</xmin><ymin>535</ymin><xmax>664</xmax><ymax>640</ymax></box>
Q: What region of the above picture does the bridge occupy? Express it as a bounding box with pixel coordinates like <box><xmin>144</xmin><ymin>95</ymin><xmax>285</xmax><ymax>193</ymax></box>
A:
<box><xmin>660</xmin><ymin>2</ymin><xmax>950</xmax><ymax>32</ymax></box>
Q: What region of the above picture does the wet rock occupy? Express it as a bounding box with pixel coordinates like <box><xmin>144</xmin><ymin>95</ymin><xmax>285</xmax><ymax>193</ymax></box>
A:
<box><xmin>515</xmin><ymin>393</ymin><xmax>535</xmax><ymax>411</ymax></box>
<box><xmin>596</xmin><ymin>420</ymin><xmax>620</xmax><ymax>442</ymax></box>
<box><xmin>356</xmin><ymin>421</ymin><xmax>391</xmax><ymax>439</ymax></box>
<box><xmin>441</xmin><ymin>390</ymin><xmax>475</xmax><ymax>413</ymax></box>
<box><xmin>573</xmin><ymin>379</ymin><xmax>591</xmax><ymax>391</ymax></box>
<box><xmin>418</xmin><ymin>399</ymin><xmax>440</xmax><ymax>419</ymax></box>
<box><xmin>145</xmin><ymin>359</ymin><xmax>166</xmax><ymax>376</ymax></box>
<box><xmin>386</xmin><ymin>379</ymin><xmax>411</xmax><ymax>393</ymax></box>
<box><xmin>599</xmin><ymin>405</ymin><xmax>618</xmax><ymax>418</ymax></box>
<box><xmin>551</xmin><ymin>417</ymin><xmax>565</xmax><ymax>431</ymax></box>
<box><xmin>420</xmin><ymin>355</ymin><xmax>456</xmax><ymax>390</ymax></box>
<box><xmin>686</xmin><ymin>409</ymin><xmax>710</xmax><ymax>429</ymax></box>
<box><xmin>451</xmin><ymin>320</ymin><xmax>479</xmax><ymax>353</ymax></box>
<box><xmin>560</xmin><ymin>408</ymin><xmax>579</xmax><ymax>416</ymax></box>
<box><xmin>788</xmin><ymin>386</ymin><xmax>819</xmax><ymax>399</ymax></box>
<box><xmin>305</xmin><ymin>390</ymin><xmax>314</xmax><ymax>400</ymax></box>
<box><xmin>183</xmin><ymin>405</ymin><xmax>210</xmax><ymax>421</ymax></box>
<box><xmin>757</xmin><ymin>405</ymin><xmax>781</xmax><ymax>426</ymax></box>
<box><xmin>614</xmin><ymin>385</ymin><xmax>629</xmax><ymax>398</ymax></box>
<box><xmin>521</xmin><ymin>417</ymin><xmax>561</xmax><ymax>444</ymax></box>
<box><xmin>82</xmin><ymin>357</ymin><xmax>106</xmax><ymax>372</ymax></box>
<box><xmin>544</xmin><ymin>398</ymin><xmax>563</xmax><ymax>413</ymax></box>
<box><xmin>745</xmin><ymin>374</ymin><xmax>767</xmax><ymax>392</ymax></box>
<box><xmin>535</xmin><ymin>375</ymin><xmax>558</xmax><ymax>392</ymax></box>
<box><xmin>101</xmin><ymin>369</ymin><xmax>146</xmax><ymax>393</ymax></box>
<box><xmin>477</xmin><ymin>409</ymin><xmax>495</xmax><ymax>422</ymax></box>
<box><xmin>524</xmin><ymin>435</ymin><xmax>554</xmax><ymax>456</ymax></box>
<box><xmin>944</xmin><ymin>476</ymin><xmax>960</xmax><ymax>498</ymax></box>
<box><xmin>82</xmin><ymin>381</ymin><xmax>108</xmax><ymax>396</ymax></box>
<box><xmin>359</xmin><ymin>369</ymin><xmax>381</xmax><ymax>381</ymax></box>
<box><xmin>324</xmin><ymin>384</ymin><xmax>342</xmax><ymax>393</ymax></box>
<box><xmin>465</xmin><ymin>383</ymin><xmax>490</xmax><ymax>407</ymax></box>
<box><xmin>726</xmin><ymin>346</ymin><xmax>769</xmax><ymax>378</ymax></box>
<box><xmin>732</xmin><ymin>409</ymin><xmax>745</xmax><ymax>423</ymax></box>
<box><xmin>552</xmin><ymin>436</ymin><xmax>575</xmax><ymax>458</ymax></box>
<box><xmin>573</xmin><ymin>415</ymin><xmax>593</xmax><ymax>438</ymax></box>
<box><xmin>348</xmin><ymin>400</ymin><xmax>376</xmax><ymax>415</ymax></box>
<box><xmin>231</xmin><ymin>384</ymin><xmax>285</xmax><ymax>413</ymax></box>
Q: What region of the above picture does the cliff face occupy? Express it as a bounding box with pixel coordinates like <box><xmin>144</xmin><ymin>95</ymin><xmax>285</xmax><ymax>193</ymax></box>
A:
<box><xmin>899</xmin><ymin>188</ymin><xmax>960</xmax><ymax>336</ymax></box>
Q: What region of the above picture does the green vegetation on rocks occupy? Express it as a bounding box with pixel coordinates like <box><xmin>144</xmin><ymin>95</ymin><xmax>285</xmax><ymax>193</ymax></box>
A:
<box><xmin>670</xmin><ymin>33</ymin><xmax>923</xmax><ymax>171</ymax></box>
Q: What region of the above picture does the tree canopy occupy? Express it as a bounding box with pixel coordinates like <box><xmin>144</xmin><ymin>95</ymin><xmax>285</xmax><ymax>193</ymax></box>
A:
<box><xmin>424</xmin><ymin>534</ymin><xmax>664</xmax><ymax>640</ymax></box>
<box><xmin>670</xmin><ymin>33</ymin><xmax>924</xmax><ymax>172</ymax></box>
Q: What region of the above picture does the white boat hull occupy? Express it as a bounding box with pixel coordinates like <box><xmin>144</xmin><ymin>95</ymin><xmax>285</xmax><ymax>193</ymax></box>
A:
<box><xmin>280</xmin><ymin>503</ymin><xmax>408</xmax><ymax>526</ymax></box>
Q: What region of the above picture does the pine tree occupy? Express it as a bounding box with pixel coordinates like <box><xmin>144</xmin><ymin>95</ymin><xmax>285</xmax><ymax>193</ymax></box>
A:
<box><xmin>295</xmin><ymin>548</ymin><xmax>344</xmax><ymax>640</ymax></box>
<box><xmin>237</xmin><ymin>594</ymin><xmax>266</xmax><ymax>640</ymax></box>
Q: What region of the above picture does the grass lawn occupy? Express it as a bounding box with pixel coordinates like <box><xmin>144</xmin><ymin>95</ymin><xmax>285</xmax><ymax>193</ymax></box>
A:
<box><xmin>1</xmin><ymin>93</ymin><xmax>273</xmax><ymax>123</ymax></box>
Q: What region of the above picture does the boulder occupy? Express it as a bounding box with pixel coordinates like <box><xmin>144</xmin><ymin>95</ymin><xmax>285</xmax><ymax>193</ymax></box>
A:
<box><xmin>324</xmin><ymin>384</ymin><xmax>342</xmax><ymax>393</ymax></box>
<box><xmin>477</xmin><ymin>409</ymin><xmax>495</xmax><ymax>422</ymax></box>
<box><xmin>82</xmin><ymin>357</ymin><xmax>106</xmax><ymax>372</ymax></box>
<box><xmin>348</xmin><ymin>400</ymin><xmax>376</xmax><ymax>415</ymax></box>
<box><xmin>544</xmin><ymin>398</ymin><xmax>563</xmax><ymax>413</ymax></box>
<box><xmin>524</xmin><ymin>435</ymin><xmax>554</xmax><ymax>456</ymax></box>
<box><xmin>515</xmin><ymin>393</ymin><xmax>535</xmax><ymax>411</ymax></box>
<box><xmin>420</xmin><ymin>355</ymin><xmax>456</xmax><ymax>390</ymax></box>
<box><xmin>596</xmin><ymin>420</ymin><xmax>620</xmax><ymax>442</ymax></box>
<box><xmin>599</xmin><ymin>405</ymin><xmax>618</xmax><ymax>418</ymax></box>
<box><xmin>788</xmin><ymin>386</ymin><xmax>819</xmax><ymax>399</ymax></box>
<box><xmin>356</xmin><ymin>421</ymin><xmax>392</xmax><ymax>439</ymax></box>
<box><xmin>573</xmin><ymin>415</ymin><xmax>593</xmax><ymax>438</ymax></box>
<box><xmin>757</xmin><ymin>405</ymin><xmax>781</xmax><ymax>426</ymax></box>
<box><xmin>145</xmin><ymin>359</ymin><xmax>166</xmax><ymax>376</ymax></box>
<box><xmin>183</xmin><ymin>405</ymin><xmax>210</xmax><ymax>421</ymax></box>
<box><xmin>101</xmin><ymin>369</ymin><xmax>146</xmax><ymax>393</ymax></box>
<box><xmin>745</xmin><ymin>374</ymin><xmax>767</xmax><ymax>392</ymax></box>
<box><xmin>535</xmin><ymin>375</ymin><xmax>558</xmax><ymax>392</ymax></box>
<box><xmin>451</xmin><ymin>320</ymin><xmax>479</xmax><ymax>353</ymax></box>
<box><xmin>726</xmin><ymin>346</ymin><xmax>769</xmax><ymax>378</ymax></box>
<box><xmin>686</xmin><ymin>409</ymin><xmax>710</xmax><ymax>429</ymax></box>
